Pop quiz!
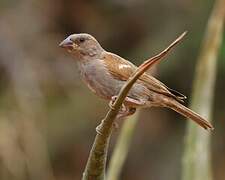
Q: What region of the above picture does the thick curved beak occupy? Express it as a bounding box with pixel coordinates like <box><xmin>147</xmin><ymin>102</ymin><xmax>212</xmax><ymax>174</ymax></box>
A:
<box><xmin>59</xmin><ymin>37</ymin><xmax>74</xmax><ymax>49</ymax></box>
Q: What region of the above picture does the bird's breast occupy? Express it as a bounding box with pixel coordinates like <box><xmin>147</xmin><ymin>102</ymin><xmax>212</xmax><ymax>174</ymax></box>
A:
<box><xmin>77</xmin><ymin>60</ymin><xmax>122</xmax><ymax>99</ymax></box>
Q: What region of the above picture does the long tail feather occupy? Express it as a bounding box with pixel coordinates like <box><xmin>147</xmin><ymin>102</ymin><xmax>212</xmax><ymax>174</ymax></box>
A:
<box><xmin>164</xmin><ymin>99</ymin><xmax>214</xmax><ymax>131</ymax></box>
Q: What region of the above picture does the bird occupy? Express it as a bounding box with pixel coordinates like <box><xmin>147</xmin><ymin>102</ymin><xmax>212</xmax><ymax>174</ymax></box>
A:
<box><xmin>59</xmin><ymin>33</ymin><xmax>213</xmax><ymax>131</ymax></box>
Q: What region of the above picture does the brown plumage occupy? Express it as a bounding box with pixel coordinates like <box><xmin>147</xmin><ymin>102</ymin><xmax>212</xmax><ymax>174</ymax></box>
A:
<box><xmin>59</xmin><ymin>33</ymin><xmax>213</xmax><ymax>131</ymax></box>
<box><xmin>102</xmin><ymin>52</ymin><xmax>186</xmax><ymax>102</ymax></box>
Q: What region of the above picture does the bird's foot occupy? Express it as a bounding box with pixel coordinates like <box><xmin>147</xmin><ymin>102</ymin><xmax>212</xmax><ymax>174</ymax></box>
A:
<box><xmin>109</xmin><ymin>96</ymin><xmax>137</xmax><ymax>118</ymax></box>
<box><xmin>116</xmin><ymin>107</ymin><xmax>136</xmax><ymax>119</ymax></box>
<box><xmin>109</xmin><ymin>96</ymin><xmax>145</xmax><ymax>110</ymax></box>
<box><xmin>109</xmin><ymin>96</ymin><xmax>118</xmax><ymax>110</ymax></box>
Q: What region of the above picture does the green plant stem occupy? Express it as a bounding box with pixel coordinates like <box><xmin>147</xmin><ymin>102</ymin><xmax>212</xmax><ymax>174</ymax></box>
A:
<box><xmin>107</xmin><ymin>111</ymin><xmax>140</xmax><ymax>180</ymax></box>
<box><xmin>82</xmin><ymin>32</ymin><xmax>186</xmax><ymax>180</ymax></box>
<box><xmin>182</xmin><ymin>1</ymin><xmax>224</xmax><ymax>180</ymax></box>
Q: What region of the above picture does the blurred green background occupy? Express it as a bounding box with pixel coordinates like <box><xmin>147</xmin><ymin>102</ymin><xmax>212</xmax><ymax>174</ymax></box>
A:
<box><xmin>0</xmin><ymin>0</ymin><xmax>224</xmax><ymax>180</ymax></box>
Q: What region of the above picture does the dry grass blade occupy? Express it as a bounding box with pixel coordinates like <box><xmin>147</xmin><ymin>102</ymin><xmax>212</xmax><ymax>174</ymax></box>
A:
<box><xmin>139</xmin><ymin>31</ymin><xmax>187</xmax><ymax>70</ymax></box>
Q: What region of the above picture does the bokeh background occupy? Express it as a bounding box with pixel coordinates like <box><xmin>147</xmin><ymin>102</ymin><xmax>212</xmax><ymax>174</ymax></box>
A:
<box><xmin>0</xmin><ymin>0</ymin><xmax>224</xmax><ymax>180</ymax></box>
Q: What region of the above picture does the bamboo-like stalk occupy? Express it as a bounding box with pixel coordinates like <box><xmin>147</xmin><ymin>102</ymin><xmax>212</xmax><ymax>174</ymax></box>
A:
<box><xmin>107</xmin><ymin>111</ymin><xmax>140</xmax><ymax>180</ymax></box>
<box><xmin>182</xmin><ymin>0</ymin><xmax>224</xmax><ymax>180</ymax></box>
<box><xmin>82</xmin><ymin>32</ymin><xmax>186</xmax><ymax>180</ymax></box>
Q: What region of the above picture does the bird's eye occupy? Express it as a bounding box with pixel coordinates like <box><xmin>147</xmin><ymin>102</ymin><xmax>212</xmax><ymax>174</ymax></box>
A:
<box><xmin>79</xmin><ymin>38</ymin><xmax>85</xmax><ymax>43</ymax></box>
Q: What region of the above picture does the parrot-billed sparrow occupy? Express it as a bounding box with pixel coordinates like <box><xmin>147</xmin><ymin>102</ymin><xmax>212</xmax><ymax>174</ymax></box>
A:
<box><xmin>59</xmin><ymin>33</ymin><xmax>213</xmax><ymax>130</ymax></box>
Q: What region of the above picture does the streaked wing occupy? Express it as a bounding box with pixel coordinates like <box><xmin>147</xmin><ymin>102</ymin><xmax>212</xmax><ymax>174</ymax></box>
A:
<box><xmin>101</xmin><ymin>52</ymin><xmax>136</xmax><ymax>81</ymax></box>
<box><xmin>101</xmin><ymin>52</ymin><xmax>185</xmax><ymax>101</ymax></box>
<box><xmin>140</xmin><ymin>74</ymin><xmax>186</xmax><ymax>100</ymax></box>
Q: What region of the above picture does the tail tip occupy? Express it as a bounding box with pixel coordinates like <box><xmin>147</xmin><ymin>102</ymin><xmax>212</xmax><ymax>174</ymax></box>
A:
<box><xmin>205</xmin><ymin>125</ymin><xmax>214</xmax><ymax>132</ymax></box>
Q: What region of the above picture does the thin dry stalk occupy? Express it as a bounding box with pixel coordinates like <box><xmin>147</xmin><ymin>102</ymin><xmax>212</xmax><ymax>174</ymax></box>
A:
<box><xmin>106</xmin><ymin>111</ymin><xmax>140</xmax><ymax>180</ymax></box>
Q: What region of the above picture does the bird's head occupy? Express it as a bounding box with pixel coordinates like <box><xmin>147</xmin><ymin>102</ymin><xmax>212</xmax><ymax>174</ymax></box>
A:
<box><xmin>59</xmin><ymin>33</ymin><xmax>104</xmax><ymax>60</ymax></box>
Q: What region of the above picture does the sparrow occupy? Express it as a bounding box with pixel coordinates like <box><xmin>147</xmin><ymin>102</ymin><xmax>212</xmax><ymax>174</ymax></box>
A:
<box><xmin>59</xmin><ymin>33</ymin><xmax>213</xmax><ymax>130</ymax></box>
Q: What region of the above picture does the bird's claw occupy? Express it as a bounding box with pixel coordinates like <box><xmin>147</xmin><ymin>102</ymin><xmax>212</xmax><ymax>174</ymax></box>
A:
<box><xmin>109</xmin><ymin>102</ymin><xmax>116</xmax><ymax>110</ymax></box>
<box><xmin>109</xmin><ymin>96</ymin><xmax>128</xmax><ymax>112</ymax></box>
<box><xmin>109</xmin><ymin>96</ymin><xmax>118</xmax><ymax>110</ymax></box>
<box><xmin>116</xmin><ymin>107</ymin><xmax>136</xmax><ymax>119</ymax></box>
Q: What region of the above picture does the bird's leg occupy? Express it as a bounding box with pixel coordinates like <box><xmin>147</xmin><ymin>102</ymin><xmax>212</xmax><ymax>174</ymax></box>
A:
<box><xmin>97</xmin><ymin>96</ymin><xmax>137</xmax><ymax>134</ymax></box>
<box><xmin>108</xmin><ymin>96</ymin><xmax>117</xmax><ymax>110</ymax></box>
<box><xmin>108</xmin><ymin>96</ymin><xmax>140</xmax><ymax>130</ymax></box>
<box><xmin>116</xmin><ymin>106</ymin><xmax>136</xmax><ymax>119</ymax></box>
<box><xmin>109</xmin><ymin>96</ymin><xmax>145</xmax><ymax>110</ymax></box>
<box><xmin>113</xmin><ymin>107</ymin><xmax>136</xmax><ymax>130</ymax></box>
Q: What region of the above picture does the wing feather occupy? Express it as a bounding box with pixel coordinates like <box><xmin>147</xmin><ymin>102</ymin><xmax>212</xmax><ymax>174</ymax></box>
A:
<box><xmin>101</xmin><ymin>52</ymin><xmax>186</xmax><ymax>101</ymax></box>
